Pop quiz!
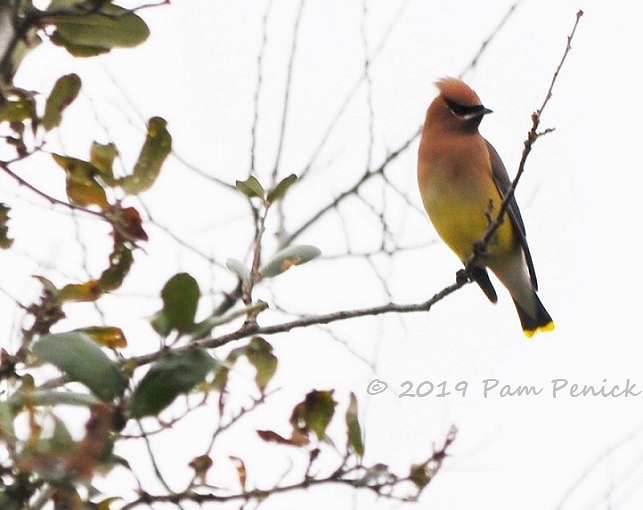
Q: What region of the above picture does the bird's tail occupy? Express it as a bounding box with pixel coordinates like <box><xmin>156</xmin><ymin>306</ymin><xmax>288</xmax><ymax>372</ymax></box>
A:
<box><xmin>513</xmin><ymin>294</ymin><xmax>554</xmax><ymax>338</ymax></box>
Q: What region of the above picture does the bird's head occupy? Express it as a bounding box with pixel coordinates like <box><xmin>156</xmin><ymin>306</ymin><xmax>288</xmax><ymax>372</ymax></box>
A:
<box><xmin>428</xmin><ymin>77</ymin><xmax>492</xmax><ymax>133</ymax></box>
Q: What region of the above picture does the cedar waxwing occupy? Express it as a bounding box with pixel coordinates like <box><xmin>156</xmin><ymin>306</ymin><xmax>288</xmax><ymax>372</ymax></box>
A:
<box><xmin>417</xmin><ymin>77</ymin><xmax>553</xmax><ymax>337</ymax></box>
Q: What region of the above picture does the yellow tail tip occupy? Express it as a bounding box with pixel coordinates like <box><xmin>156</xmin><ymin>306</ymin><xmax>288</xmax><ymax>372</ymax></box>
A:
<box><xmin>523</xmin><ymin>322</ymin><xmax>555</xmax><ymax>338</ymax></box>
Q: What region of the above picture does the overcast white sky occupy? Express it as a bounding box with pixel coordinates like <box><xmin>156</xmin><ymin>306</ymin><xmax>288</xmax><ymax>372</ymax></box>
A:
<box><xmin>4</xmin><ymin>0</ymin><xmax>643</xmax><ymax>509</ymax></box>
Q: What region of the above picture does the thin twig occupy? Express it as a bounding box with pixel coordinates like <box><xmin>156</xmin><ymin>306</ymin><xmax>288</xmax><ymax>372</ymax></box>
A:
<box><xmin>271</xmin><ymin>0</ymin><xmax>306</xmax><ymax>183</ymax></box>
<box><xmin>249</xmin><ymin>0</ymin><xmax>273</xmax><ymax>176</ymax></box>
<box><xmin>460</xmin><ymin>1</ymin><xmax>524</xmax><ymax>77</ymax></box>
<box><xmin>283</xmin><ymin>132</ymin><xmax>417</xmax><ymax>247</ymax></box>
<box><xmin>298</xmin><ymin>0</ymin><xmax>411</xmax><ymax>181</ymax></box>
<box><xmin>117</xmin><ymin>425</ymin><xmax>456</xmax><ymax>510</ymax></box>
<box><xmin>462</xmin><ymin>9</ymin><xmax>583</xmax><ymax>276</ymax></box>
<box><xmin>128</xmin><ymin>11</ymin><xmax>585</xmax><ymax>370</ymax></box>
<box><xmin>0</xmin><ymin>160</ymin><xmax>104</xmax><ymax>219</ymax></box>
<box><xmin>127</xmin><ymin>278</ymin><xmax>463</xmax><ymax>368</ymax></box>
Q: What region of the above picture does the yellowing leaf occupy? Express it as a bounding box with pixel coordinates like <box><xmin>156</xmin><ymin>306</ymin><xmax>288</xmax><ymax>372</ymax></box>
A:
<box><xmin>65</xmin><ymin>178</ymin><xmax>108</xmax><ymax>208</ymax></box>
<box><xmin>346</xmin><ymin>392</ymin><xmax>364</xmax><ymax>458</ymax></box>
<box><xmin>58</xmin><ymin>280</ymin><xmax>102</xmax><ymax>303</ymax></box>
<box><xmin>75</xmin><ymin>326</ymin><xmax>127</xmax><ymax>349</ymax></box>
<box><xmin>52</xmin><ymin>154</ymin><xmax>109</xmax><ymax>209</ymax></box>
<box><xmin>0</xmin><ymin>93</ymin><xmax>36</xmax><ymax>123</ymax></box>
<box><xmin>90</xmin><ymin>142</ymin><xmax>119</xmax><ymax>185</ymax></box>
<box><xmin>245</xmin><ymin>337</ymin><xmax>277</xmax><ymax>392</ymax></box>
<box><xmin>95</xmin><ymin>497</ymin><xmax>122</xmax><ymax>510</ymax></box>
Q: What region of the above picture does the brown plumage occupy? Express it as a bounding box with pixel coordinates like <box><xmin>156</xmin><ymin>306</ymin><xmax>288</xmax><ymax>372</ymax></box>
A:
<box><xmin>417</xmin><ymin>77</ymin><xmax>553</xmax><ymax>336</ymax></box>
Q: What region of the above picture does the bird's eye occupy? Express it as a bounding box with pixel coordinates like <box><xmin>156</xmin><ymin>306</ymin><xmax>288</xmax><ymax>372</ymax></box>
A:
<box><xmin>444</xmin><ymin>99</ymin><xmax>488</xmax><ymax>119</ymax></box>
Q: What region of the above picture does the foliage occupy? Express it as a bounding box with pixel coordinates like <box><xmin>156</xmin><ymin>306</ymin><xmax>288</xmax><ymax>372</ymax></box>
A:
<box><xmin>0</xmin><ymin>1</ymin><xmax>470</xmax><ymax>509</ymax></box>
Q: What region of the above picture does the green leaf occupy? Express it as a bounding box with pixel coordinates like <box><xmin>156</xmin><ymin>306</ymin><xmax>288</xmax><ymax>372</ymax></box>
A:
<box><xmin>0</xmin><ymin>490</ymin><xmax>26</xmax><ymax>510</ymax></box>
<box><xmin>192</xmin><ymin>302</ymin><xmax>268</xmax><ymax>339</ymax></box>
<box><xmin>44</xmin><ymin>415</ymin><xmax>76</xmax><ymax>454</ymax></box>
<box><xmin>0</xmin><ymin>204</ymin><xmax>13</xmax><ymax>249</ymax></box>
<box><xmin>99</xmin><ymin>242</ymin><xmax>134</xmax><ymax>292</ymax></box>
<box><xmin>409</xmin><ymin>462</ymin><xmax>432</xmax><ymax>488</ymax></box>
<box><xmin>235</xmin><ymin>176</ymin><xmax>264</xmax><ymax>199</ymax></box>
<box><xmin>95</xmin><ymin>497</ymin><xmax>121</xmax><ymax>510</ymax></box>
<box><xmin>90</xmin><ymin>141</ymin><xmax>119</xmax><ymax>185</ymax></box>
<box><xmin>245</xmin><ymin>337</ymin><xmax>277</xmax><ymax>392</ymax></box>
<box><xmin>0</xmin><ymin>17</ymin><xmax>40</xmax><ymax>87</ymax></box>
<box><xmin>0</xmin><ymin>93</ymin><xmax>36</xmax><ymax>123</ymax></box>
<box><xmin>50</xmin><ymin>32</ymin><xmax>108</xmax><ymax>57</ymax></box>
<box><xmin>260</xmin><ymin>245</ymin><xmax>321</xmax><ymax>277</ymax></box>
<box><xmin>151</xmin><ymin>273</ymin><xmax>200</xmax><ymax>336</ymax></box>
<box><xmin>32</xmin><ymin>332</ymin><xmax>126</xmax><ymax>401</ymax></box>
<box><xmin>42</xmin><ymin>73</ymin><xmax>81</xmax><ymax>130</ymax></box>
<box><xmin>119</xmin><ymin>117</ymin><xmax>172</xmax><ymax>195</ymax></box>
<box><xmin>0</xmin><ymin>403</ymin><xmax>16</xmax><ymax>447</ymax></box>
<box><xmin>225</xmin><ymin>258</ymin><xmax>250</xmax><ymax>283</ymax></box>
<box><xmin>267</xmin><ymin>173</ymin><xmax>297</xmax><ymax>203</ymax></box>
<box><xmin>48</xmin><ymin>2</ymin><xmax>150</xmax><ymax>56</ymax></box>
<box><xmin>8</xmin><ymin>390</ymin><xmax>100</xmax><ymax>409</ymax></box>
<box><xmin>345</xmin><ymin>392</ymin><xmax>364</xmax><ymax>457</ymax></box>
<box><xmin>291</xmin><ymin>390</ymin><xmax>336</xmax><ymax>440</ymax></box>
<box><xmin>130</xmin><ymin>347</ymin><xmax>216</xmax><ymax>418</ymax></box>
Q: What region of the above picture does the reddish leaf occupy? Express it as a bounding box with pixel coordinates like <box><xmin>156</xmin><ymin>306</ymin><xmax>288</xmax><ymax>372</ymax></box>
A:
<box><xmin>189</xmin><ymin>454</ymin><xmax>213</xmax><ymax>483</ymax></box>
<box><xmin>110</xmin><ymin>206</ymin><xmax>148</xmax><ymax>242</ymax></box>
<box><xmin>256</xmin><ymin>430</ymin><xmax>294</xmax><ymax>445</ymax></box>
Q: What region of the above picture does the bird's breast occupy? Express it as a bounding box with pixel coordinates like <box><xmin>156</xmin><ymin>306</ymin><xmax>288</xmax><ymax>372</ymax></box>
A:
<box><xmin>418</xmin><ymin>159</ymin><xmax>515</xmax><ymax>262</ymax></box>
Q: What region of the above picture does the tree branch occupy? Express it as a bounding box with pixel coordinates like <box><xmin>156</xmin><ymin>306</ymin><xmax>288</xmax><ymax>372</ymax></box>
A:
<box><xmin>462</xmin><ymin>10</ymin><xmax>583</xmax><ymax>277</ymax></box>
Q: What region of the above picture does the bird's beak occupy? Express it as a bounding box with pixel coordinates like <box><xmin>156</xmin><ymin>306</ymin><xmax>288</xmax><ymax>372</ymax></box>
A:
<box><xmin>462</xmin><ymin>106</ymin><xmax>492</xmax><ymax>120</ymax></box>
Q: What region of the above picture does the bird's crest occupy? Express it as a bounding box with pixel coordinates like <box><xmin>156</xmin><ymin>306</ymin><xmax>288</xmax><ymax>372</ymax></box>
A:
<box><xmin>436</xmin><ymin>77</ymin><xmax>482</xmax><ymax>107</ymax></box>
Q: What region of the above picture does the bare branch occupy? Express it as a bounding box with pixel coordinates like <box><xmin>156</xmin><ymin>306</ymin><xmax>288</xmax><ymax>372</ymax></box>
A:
<box><xmin>250</xmin><ymin>0</ymin><xmax>274</xmax><ymax>176</ymax></box>
<box><xmin>460</xmin><ymin>1</ymin><xmax>524</xmax><ymax>77</ymax></box>
<box><xmin>283</xmin><ymin>131</ymin><xmax>417</xmax><ymax>248</ymax></box>
<box><xmin>462</xmin><ymin>10</ymin><xmax>583</xmax><ymax>279</ymax></box>
<box><xmin>118</xmin><ymin>426</ymin><xmax>457</xmax><ymax>510</ymax></box>
<box><xmin>271</xmin><ymin>0</ymin><xmax>306</xmax><ymax>183</ymax></box>
<box><xmin>0</xmin><ymin>160</ymin><xmax>105</xmax><ymax>220</ymax></box>
<box><xmin>298</xmin><ymin>0</ymin><xmax>411</xmax><ymax>181</ymax></box>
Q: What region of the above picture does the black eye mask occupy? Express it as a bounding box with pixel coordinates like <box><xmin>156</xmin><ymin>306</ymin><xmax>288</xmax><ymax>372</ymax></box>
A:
<box><xmin>444</xmin><ymin>98</ymin><xmax>490</xmax><ymax>118</ymax></box>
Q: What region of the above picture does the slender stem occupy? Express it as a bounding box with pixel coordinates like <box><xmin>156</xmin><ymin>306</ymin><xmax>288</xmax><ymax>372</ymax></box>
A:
<box><xmin>463</xmin><ymin>10</ymin><xmax>583</xmax><ymax>275</ymax></box>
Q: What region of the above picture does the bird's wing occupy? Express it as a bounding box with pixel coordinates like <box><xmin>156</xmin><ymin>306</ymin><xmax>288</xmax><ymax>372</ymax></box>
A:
<box><xmin>485</xmin><ymin>140</ymin><xmax>538</xmax><ymax>290</ymax></box>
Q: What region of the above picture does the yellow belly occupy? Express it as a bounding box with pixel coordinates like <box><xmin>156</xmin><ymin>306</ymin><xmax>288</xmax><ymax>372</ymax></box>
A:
<box><xmin>421</xmin><ymin>174</ymin><xmax>516</xmax><ymax>263</ymax></box>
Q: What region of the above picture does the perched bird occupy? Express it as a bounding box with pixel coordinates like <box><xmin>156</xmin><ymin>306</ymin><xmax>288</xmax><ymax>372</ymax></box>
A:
<box><xmin>417</xmin><ymin>77</ymin><xmax>553</xmax><ymax>337</ymax></box>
